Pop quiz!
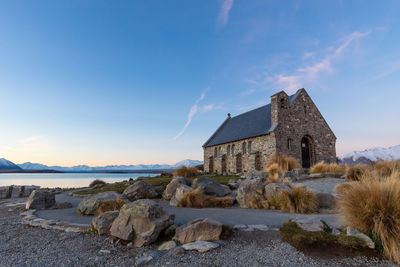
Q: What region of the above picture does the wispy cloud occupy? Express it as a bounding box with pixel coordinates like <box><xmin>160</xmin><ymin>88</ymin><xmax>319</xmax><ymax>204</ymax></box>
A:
<box><xmin>263</xmin><ymin>30</ymin><xmax>372</xmax><ymax>93</ymax></box>
<box><xmin>373</xmin><ymin>59</ymin><xmax>400</xmax><ymax>80</ymax></box>
<box><xmin>174</xmin><ymin>90</ymin><xmax>208</xmax><ymax>139</ymax></box>
<box><xmin>217</xmin><ymin>0</ymin><xmax>234</xmax><ymax>28</ymax></box>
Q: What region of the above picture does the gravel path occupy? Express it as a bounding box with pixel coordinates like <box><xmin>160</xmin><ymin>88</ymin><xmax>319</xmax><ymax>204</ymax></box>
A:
<box><xmin>295</xmin><ymin>178</ymin><xmax>345</xmax><ymax>194</ymax></box>
<box><xmin>0</xmin><ymin>201</ymin><xmax>396</xmax><ymax>267</ymax></box>
<box><xmin>35</xmin><ymin>192</ymin><xmax>343</xmax><ymax>229</ymax></box>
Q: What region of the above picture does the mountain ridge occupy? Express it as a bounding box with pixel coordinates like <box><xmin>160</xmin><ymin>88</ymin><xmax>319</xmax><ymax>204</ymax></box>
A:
<box><xmin>340</xmin><ymin>144</ymin><xmax>400</xmax><ymax>165</ymax></box>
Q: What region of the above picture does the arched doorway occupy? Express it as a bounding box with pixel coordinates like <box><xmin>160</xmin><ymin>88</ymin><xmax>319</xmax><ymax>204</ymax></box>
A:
<box><xmin>209</xmin><ymin>156</ymin><xmax>214</xmax><ymax>173</ymax></box>
<box><xmin>221</xmin><ymin>155</ymin><xmax>227</xmax><ymax>173</ymax></box>
<box><xmin>236</xmin><ymin>153</ymin><xmax>242</xmax><ymax>173</ymax></box>
<box><xmin>301</xmin><ymin>136</ymin><xmax>315</xmax><ymax>168</ymax></box>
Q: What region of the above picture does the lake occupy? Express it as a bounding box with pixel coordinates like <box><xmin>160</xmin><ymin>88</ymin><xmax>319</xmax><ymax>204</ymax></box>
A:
<box><xmin>0</xmin><ymin>173</ymin><xmax>158</xmax><ymax>188</ymax></box>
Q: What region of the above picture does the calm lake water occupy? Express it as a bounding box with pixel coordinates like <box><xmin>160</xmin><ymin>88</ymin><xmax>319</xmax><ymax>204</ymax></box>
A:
<box><xmin>0</xmin><ymin>173</ymin><xmax>157</xmax><ymax>188</ymax></box>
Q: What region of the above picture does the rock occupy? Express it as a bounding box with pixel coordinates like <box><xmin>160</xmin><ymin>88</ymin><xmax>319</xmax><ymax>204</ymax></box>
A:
<box><xmin>174</xmin><ymin>218</ymin><xmax>222</xmax><ymax>244</ymax></box>
<box><xmin>135</xmin><ymin>255</ymin><xmax>153</xmax><ymax>266</ymax></box>
<box><xmin>182</xmin><ymin>241</ymin><xmax>219</xmax><ymax>252</ymax></box>
<box><xmin>170</xmin><ymin>246</ymin><xmax>185</xmax><ymax>255</ymax></box>
<box><xmin>228</xmin><ymin>179</ymin><xmax>241</xmax><ymax>189</ymax></box>
<box><xmin>122</xmin><ymin>181</ymin><xmax>159</xmax><ymax>201</ymax></box>
<box><xmin>51</xmin><ymin>202</ymin><xmax>73</xmax><ymax>209</ymax></box>
<box><xmin>5</xmin><ymin>186</ymin><xmax>13</xmax><ymax>199</ymax></box>
<box><xmin>282</xmin><ymin>171</ymin><xmax>298</xmax><ymax>182</ymax></box>
<box><xmin>332</xmin><ymin>228</ymin><xmax>341</xmax><ymax>235</ymax></box>
<box><xmin>163</xmin><ymin>177</ymin><xmax>191</xmax><ymax>200</ymax></box>
<box><xmin>233</xmin><ymin>224</ymin><xmax>247</xmax><ymax>229</ymax></box>
<box><xmin>26</xmin><ymin>190</ymin><xmax>56</xmax><ymax>210</ymax></box>
<box><xmin>77</xmin><ymin>191</ymin><xmax>120</xmax><ymax>216</ymax></box>
<box><xmin>191</xmin><ymin>177</ymin><xmax>231</xmax><ymax>197</ymax></box>
<box><xmin>169</xmin><ymin>184</ymin><xmax>193</xmax><ymax>206</ymax></box>
<box><xmin>99</xmin><ymin>249</ymin><xmax>111</xmax><ymax>254</ymax></box>
<box><xmin>247</xmin><ymin>224</ymin><xmax>269</xmax><ymax>231</ymax></box>
<box><xmin>236</xmin><ymin>178</ymin><xmax>265</xmax><ymax>208</ymax></box>
<box><xmin>154</xmin><ymin>185</ymin><xmax>165</xmax><ymax>196</ymax></box>
<box><xmin>264</xmin><ymin>183</ymin><xmax>291</xmax><ymax>200</ymax></box>
<box><xmin>110</xmin><ymin>199</ymin><xmax>174</xmax><ymax>247</ymax></box>
<box><xmin>308</xmin><ymin>173</ymin><xmax>325</xmax><ymax>179</ymax></box>
<box><xmin>244</xmin><ymin>170</ymin><xmax>268</xmax><ymax>180</ymax></box>
<box><xmin>18</xmin><ymin>186</ymin><xmax>25</xmax><ymax>198</ymax></box>
<box><xmin>346</xmin><ymin>226</ymin><xmax>375</xmax><ymax>249</ymax></box>
<box><xmin>316</xmin><ymin>193</ymin><xmax>337</xmax><ymax>210</ymax></box>
<box><xmin>229</xmin><ymin>190</ymin><xmax>237</xmax><ymax>201</ymax></box>
<box><xmin>158</xmin><ymin>241</ymin><xmax>176</xmax><ymax>250</ymax></box>
<box><xmin>92</xmin><ymin>210</ymin><xmax>120</xmax><ymax>235</ymax></box>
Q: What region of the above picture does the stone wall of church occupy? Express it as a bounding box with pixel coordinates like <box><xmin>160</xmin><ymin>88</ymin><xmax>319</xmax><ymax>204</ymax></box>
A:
<box><xmin>203</xmin><ymin>133</ymin><xmax>277</xmax><ymax>174</ymax></box>
<box><xmin>271</xmin><ymin>89</ymin><xmax>337</xmax><ymax>167</ymax></box>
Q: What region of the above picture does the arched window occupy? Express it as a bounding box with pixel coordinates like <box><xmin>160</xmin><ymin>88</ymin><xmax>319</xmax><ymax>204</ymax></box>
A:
<box><xmin>248</xmin><ymin>141</ymin><xmax>252</xmax><ymax>154</ymax></box>
<box><xmin>280</xmin><ymin>98</ymin><xmax>287</xmax><ymax>109</ymax></box>
<box><xmin>214</xmin><ymin>147</ymin><xmax>217</xmax><ymax>157</ymax></box>
<box><xmin>232</xmin><ymin>144</ymin><xmax>235</xmax><ymax>155</ymax></box>
<box><xmin>242</xmin><ymin>142</ymin><xmax>246</xmax><ymax>154</ymax></box>
<box><xmin>304</xmin><ymin>105</ymin><xmax>307</xmax><ymax>114</ymax></box>
<box><xmin>227</xmin><ymin>145</ymin><xmax>231</xmax><ymax>156</ymax></box>
<box><xmin>287</xmin><ymin>138</ymin><xmax>292</xmax><ymax>151</ymax></box>
<box><xmin>219</xmin><ymin>147</ymin><xmax>221</xmax><ymax>156</ymax></box>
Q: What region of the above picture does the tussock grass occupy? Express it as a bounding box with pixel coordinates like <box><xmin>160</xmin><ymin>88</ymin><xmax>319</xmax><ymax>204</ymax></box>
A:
<box><xmin>177</xmin><ymin>188</ymin><xmax>233</xmax><ymax>208</ymax></box>
<box><xmin>95</xmin><ymin>198</ymin><xmax>125</xmax><ymax>215</ymax></box>
<box><xmin>265</xmin><ymin>154</ymin><xmax>301</xmax><ymax>172</ymax></box>
<box><xmin>89</xmin><ymin>179</ymin><xmax>106</xmax><ymax>188</ymax></box>
<box><xmin>338</xmin><ymin>171</ymin><xmax>400</xmax><ymax>264</ymax></box>
<box><xmin>333</xmin><ymin>183</ymin><xmax>352</xmax><ymax>195</ymax></box>
<box><xmin>372</xmin><ymin>160</ymin><xmax>400</xmax><ymax>177</ymax></box>
<box><xmin>310</xmin><ymin>161</ymin><xmax>346</xmax><ymax>174</ymax></box>
<box><xmin>266</xmin><ymin>163</ymin><xmax>282</xmax><ymax>182</ymax></box>
<box><xmin>279</xmin><ymin>185</ymin><xmax>318</xmax><ymax>214</ymax></box>
<box><xmin>346</xmin><ymin>164</ymin><xmax>368</xmax><ymax>181</ymax></box>
<box><xmin>173</xmin><ymin>166</ymin><xmax>200</xmax><ymax>178</ymax></box>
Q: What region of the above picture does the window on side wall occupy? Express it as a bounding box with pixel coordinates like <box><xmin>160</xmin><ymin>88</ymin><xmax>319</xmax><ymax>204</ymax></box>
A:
<box><xmin>242</xmin><ymin>142</ymin><xmax>246</xmax><ymax>154</ymax></box>
<box><xmin>214</xmin><ymin>147</ymin><xmax>217</xmax><ymax>157</ymax></box>
<box><xmin>227</xmin><ymin>145</ymin><xmax>230</xmax><ymax>156</ymax></box>
<box><xmin>248</xmin><ymin>141</ymin><xmax>252</xmax><ymax>154</ymax></box>
<box><xmin>287</xmin><ymin>138</ymin><xmax>292</xmax><ymax>151</ymax></box>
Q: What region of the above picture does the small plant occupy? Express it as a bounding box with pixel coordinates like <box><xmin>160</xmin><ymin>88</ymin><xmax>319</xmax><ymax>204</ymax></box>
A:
<box><xmin>177</xmin><ymin>188</ymin><xmax>233</xmax><ymax>208</ymax></box>
<box><xmin>95</xmin><ymin>198</ymin><xmax>125</xmax><ymax>215</ymax></box>
<box><xmin>346</xmin><ymin>164</ymin><xmax>368</xmax><ymax>181</ymax></box>
<box><xmin>310</xmin><ymin>161</ymin><xmax>329</xmax><ymax>173</ymax></box>
<box><xmin>279</xmin><ymin>185</ymin><xmax>318</xmax><ymax>214</ymax></box>
<box><xmin>266</xmin><ymin>163</ymin><xmax>283</xmax><ymax>182</ymax></box>
<box><xmin>173</xmin><ymin>166</ymin><xmax>199</xmax><ymax>178</ymax></box>
<box><xmin>264</xmin><ymin>154</ymin><xmax>301</xmax><ymax>172</ymax></box>
<box><xmin>89</xmin><ymin>179</ymin><xmax>106</xmax><ymax>188</ymax></box>
<box><xmin>310</xmin><ymin>161</ymin><xmax>346</xmax><ymax>174</ymax></box>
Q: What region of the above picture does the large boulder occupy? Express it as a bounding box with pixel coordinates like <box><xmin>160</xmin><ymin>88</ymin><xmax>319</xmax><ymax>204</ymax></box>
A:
<box><xmin>25</xmin><ymin>190</ymin><xmax>56</xmax><ymax>210</ymax></box>
<box><xmin>122</xmin><ymin>181</ymin><xmax>159</xmax><ymax>201</ymax></box>
<box><xmin>236</xmin><ymin>178</ymin><xmax>265</xmax><ymax>208</ymax></box>
<box><xmin>110</xmin><ymin>199</ymin><xmax>174</xmax><ymax>247</ymax></box>
<box><xmin>169</xmin><ymin>184</ymin><xmax>193</xmax><ymax>206</ymax></box>
<box><xmin>316</xmin><ymin>193</ymin><xmax>337</xmax><ymax>210</ymax></box>
<box><xmin>77</xmin><ymin>191</ymin><xmax>120</xmax><ymax>215</ymax></box>
<box><xmin>264</xmin><ymin>183</ymin><xmax>291</xmax><ymax>200</ymax></box>
<box><xmin>163</xmin><ymin>177</ymin><xmax>191</xmax><ymax>200</ymax></box>
<box><xmin>92</xmin><ymin>210</ymin><xmax>120</xmax><ymax>235</ymax></box>
<box><xmin>173</xmin><ymin>218</ymin><xmax>222</xmax><ymax>244</ymax></box>
<box><xmin>191</xmin><ymin>177</ymin><xmax>231</xmax><ymax>197</ymax></box>
<box><xmin>244</xmin><ymin>170</ymin><xmax>268</xmax><ymax>180</ymax></box>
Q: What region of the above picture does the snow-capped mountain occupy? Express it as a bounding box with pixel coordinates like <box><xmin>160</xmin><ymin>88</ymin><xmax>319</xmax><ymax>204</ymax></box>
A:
<box><xmin>0</xmin><ymin>158</ymin><xmax>22</xmax><ymax>170</ymax></box>
<box><xmin>17</xmin><ymin>159</ymin><xmax>203</xmax><ymax>172</ymax></box>
<box><xmin>340</xmin><ymin>144</ymin><xmax>400</xmax><ymax>165</ymax></box>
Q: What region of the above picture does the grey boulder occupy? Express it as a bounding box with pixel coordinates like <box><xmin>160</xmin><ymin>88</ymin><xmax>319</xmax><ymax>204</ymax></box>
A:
<box><xmin>236</xmin><ymin>178</ymin><xmax>265</xmax><ymax>208</ymax></box>
<box><xmin>122</xmin><ymin>181</ymin><xmax>159</xmax><ymax>201</ymax></box>
<box><xmin>25</xmin><ymin>190</ymin><xmax>56</xmax><ymax>210</ymax></box>
<box><xmin>174</xmin><ymin>218</ymin><xmax>222</xmax><ymax>244</ymax></box>
<box><xmin>110</xmin><ymin>199</ymin><xmax>174</xmax><ymax>247</ymax></box>
<box><xmin>182</xmin><ymin>241</ymin><xmax>219</xmax><ymax>252</ymax></box>
<box><xmin>264</xmin><ymin>183</ymin><xmax>291</xmax><ymax>200</ymax></box>
<box><xmin>77</xmin><ymin>191</ymin><xmax>120</xmax><ymax>216</ymax></box>
<box><xmin>92</xmin><ymin>210</ymin><xmax>120</xmax><ymax>235</ymax></box>
<box><xmin>191</xmin><ymin>177</ymin><xmax>231</xmax><ymax>197</ymax></box>
<box><xmin>163</xmin><ymin>177</ymin><xmax>191</xmax><ymax>200</ymax></box>
<box><xmin>169</xmin><ymin>184</ymin><xmax>193</xmax><ymax>206</ymax></box>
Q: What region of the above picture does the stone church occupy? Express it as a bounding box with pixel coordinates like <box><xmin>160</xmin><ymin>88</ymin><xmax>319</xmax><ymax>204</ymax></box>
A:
<box><xmin>203</xmin><ymin>88</ymin><xmax>336</xmax><ymax>174</ymax></box>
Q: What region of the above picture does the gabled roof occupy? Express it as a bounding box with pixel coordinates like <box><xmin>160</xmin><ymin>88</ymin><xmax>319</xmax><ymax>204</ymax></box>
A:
<box><xmin>203</xmin><ymin>89</ymin><xmax>302</xmax><ymax>147</ymax></box>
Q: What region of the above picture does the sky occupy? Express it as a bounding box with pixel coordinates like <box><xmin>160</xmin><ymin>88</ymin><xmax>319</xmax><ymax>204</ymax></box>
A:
<box><xmin>0</xmin><ymin>0</ymin><xmax>399</xmax><ymax>166</ymax></box>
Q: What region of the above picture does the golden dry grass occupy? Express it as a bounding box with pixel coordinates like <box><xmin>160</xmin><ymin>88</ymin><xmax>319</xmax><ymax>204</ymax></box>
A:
<box><xmin>266</xmin><ymin>163</ymin><xmax>283</xmax><ymax>182</ymax></box>
<box><xmin>338</xmin><ymin>171</ymin><xmax>400</xmax><ymax>264</ymax></box>
<box><xmin>345</xmin><ymin>164</ymin><xmax>368</xmax><ymax>181</ymax></box>
<box><xmin>265</xmin><ymin>154</ymin><xmax>301</xmax><ymax>172</ymax></box>
<box><xmin>177</xmin><ymin>188</ymin><xmax>233</xmax><ymax>208</ymax></box>
<box><xmin>333</xmin><ymin>183</ymin><xmax>352</xmax><ymax>195</ymax></box>
<box><xmin>373</xmin><ymin>160</ymin><xmax>400</xmax><ymax>177</ymax></box>
<box><xmin>279</xmin><ymin>185</ymin><xmax>318</xmax><ymax>214</ymax></box>
<box><xmin>173</xmin><ymin>166</ymin><xmax>199</xmax><ymax>178</ymax></box>
<box><xmin>310</xmin><ymin>161</ymin><xmax>346</xmax><ymax>174</ymax></box>
<box><xmin>89</xmin><ymin>179</ymin><xmax>106</xmax><ymax>187</ymax></box>
<box><xmin>95</xmin><ymin>199</ymin><xmax>126</xmax><ymax>215</ymax></box>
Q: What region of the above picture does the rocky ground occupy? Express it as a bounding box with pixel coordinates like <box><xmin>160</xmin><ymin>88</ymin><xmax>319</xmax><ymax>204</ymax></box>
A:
<box><xmin>0</xmin><ymin>200</ymin><xmax>396</xmax><ymax>267</ymax></box>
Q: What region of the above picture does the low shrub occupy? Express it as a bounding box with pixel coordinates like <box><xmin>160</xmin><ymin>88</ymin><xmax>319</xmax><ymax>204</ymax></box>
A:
<box><xmin>346</xmin><ymin>164</ymin><xmax>368</xmax><ymax>181</ymax></box>
<box><xmin>338</xmin><ymin>171</ymin><xmax>400</xmax><ymax>264</ymax></box>
<box><xmin>333</xmin><ymin>182</ymin><xmax>352</xmax><ymax>195</ymax></box>
<box><xmin>95</xmin><ymin>199</ymin><xmax>126</xmax><ymax>215</ymax></box>
<box><xmin>266</xmin><ymin>163</ymin><xmax>283</xmax><ymax>182</ymax></box>
<box><xmin>265</xmin><ymin>154</ymin><xmax>301</xmax><ymax>172</ymax></box>
<box><xmin>89</xmin><ymin>179</ymin><xmax>106</xmax><ymax>188</ymax></box>
<box><xmin>173</xmin><ymin>166</ymin><xmax>199</xmax><ymax>178</ymax></box>
<box><xmin>159</xmin><ymin>171</ymin><xmax>173</xmax><ymax>177</ymax></box>
<box><xmin>177</xmin><ymin>189</ymin><xmax>233</xmax><ymax>208</ymax></box>
<box><xmin>310</xmin><ymin>161</ymin><xmax>346</xmax><ymax>174</ymax></box>
<box><xmin>247</xmin><ymin>195</ymin><xmax>270</xmax><ymax>209</ymax></box>
<box><xmin>373</xmin><ymin>160</ymin><xmax>400</xmax><ymax>177</ymax></box>
<box><xmin>279</xmin><ymin>185</ymin><xmax>318</xmax><ymax>214</ymax></box>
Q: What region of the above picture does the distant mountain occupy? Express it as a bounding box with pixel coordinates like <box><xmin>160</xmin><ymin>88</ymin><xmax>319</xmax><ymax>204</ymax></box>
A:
<box><xmin>0</xmin><ymin>158</ymin><xmax>22</xmax><ymax>170</ymax></box>
<box><xmin>340</xmin><ymin>144</ymin><xmax>400</xmax><ymax>165</ymax></box>
<box><xmin>17</xmin><ymin>159</ymin><xmax>203</xmax><ymax>172</ymax></box>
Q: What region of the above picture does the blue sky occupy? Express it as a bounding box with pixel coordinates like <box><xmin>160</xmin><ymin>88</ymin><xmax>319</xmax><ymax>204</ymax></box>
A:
<box><xmin>0</xmin><ymin>1</ymin><xmax>399</xmax><ymax>166</ymax></box>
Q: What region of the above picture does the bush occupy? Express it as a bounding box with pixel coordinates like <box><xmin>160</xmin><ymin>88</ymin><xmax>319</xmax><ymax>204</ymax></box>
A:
<box><xmin>373</xmin><ymin>160</ymin><xmax>400</xmax><ymax>177</ymax></box>
<box><xmin>279</xmin><ymin>185</ymin><xmax>318</xmax><ymax>214</ymax></box>
<box><xmin>95</xmin><ymin>198</ymin><xmax>125</xmax><ymax>215</ymax></box>
<box><xmin>173</xmin><ymin>166</ymin><xmax>199</xmax><ymax>178</ymax></box>
<box><xmin>337</xmin><ymin>171</ymin><xmax>400</xmax><ymax>264</ymax></box>
<box><xmin>346</xmin><ymin>164</ymin><xmax>368</xmax><ymax>181</ymax></box>
<box><xmin>177</xmin><ymin>188</ymin><xmax>233</xmax><ymax>208</ymax></box>
<box><xmin>265</xmin><ymin>154</ymin><xmax>301</xmax><ymax>172</ymax></box>
<box><xmin>159</xmin><ymin>171</ymin><xmax>173</xmax><ymax>177</ymax></box>
<box><xmin>266</xmin><ymin>163</ymin><xmax>282</xmax><ymax>182</ymax></box>
<box><xmin>89</xmin><ymin>179</ymin><xmax>106</xmax><ymax>188</ymax></box>
<box><xmin>310</xmin><ymin>161</ymin><xmax>346</xmax><ymax>174</ymax></box>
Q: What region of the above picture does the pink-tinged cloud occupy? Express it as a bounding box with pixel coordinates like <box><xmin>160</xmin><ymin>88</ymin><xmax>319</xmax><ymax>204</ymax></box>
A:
<box><xmin>217</xmin><ymin>0</ymin><xmax>234</xmax><ymax>28</ymax></box>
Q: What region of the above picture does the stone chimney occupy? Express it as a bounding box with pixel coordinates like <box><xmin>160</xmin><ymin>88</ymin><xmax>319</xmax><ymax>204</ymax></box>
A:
<box><xmin>270</xmin><ymin>91</ymin><xmax>289</xmax><ymax>125</ymax></box>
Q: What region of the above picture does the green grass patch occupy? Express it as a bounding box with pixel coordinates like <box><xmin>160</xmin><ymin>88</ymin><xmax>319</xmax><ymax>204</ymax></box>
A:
<box><xmin>73</xmin><ymin>174</ymin><xmax>241</xmax><ymax>196</ymax></box>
